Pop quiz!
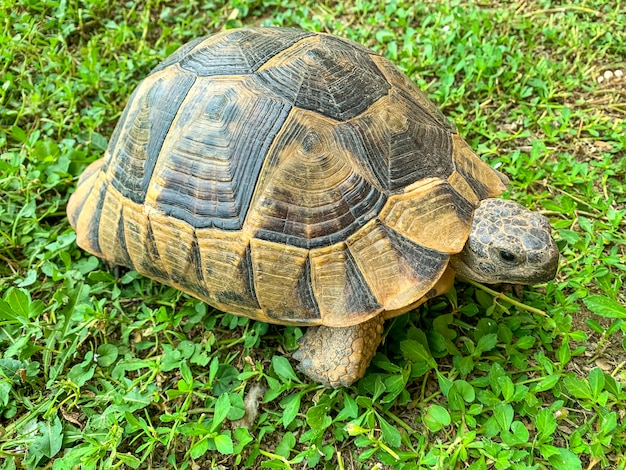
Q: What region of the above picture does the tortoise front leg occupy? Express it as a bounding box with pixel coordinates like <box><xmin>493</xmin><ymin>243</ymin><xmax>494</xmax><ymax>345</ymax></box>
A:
<box><xmin>292</xmin><ymin>315</ymin><xmax>385</xmax><ymax>388</ymax></box>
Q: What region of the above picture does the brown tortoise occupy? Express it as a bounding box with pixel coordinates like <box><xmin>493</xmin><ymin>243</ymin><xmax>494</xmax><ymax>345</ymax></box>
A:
<box><xmin>67</xmin><ymin>28</ymin><xmax>559</xmax><ymax>388</ymax></box>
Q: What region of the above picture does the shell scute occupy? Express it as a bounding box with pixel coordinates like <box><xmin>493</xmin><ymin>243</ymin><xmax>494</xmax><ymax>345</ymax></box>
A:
<box><xmin>144</xmin><ymin>76</ymin><xmax>291</xmax><ymax>230</ymax></box>
<box><xmin>106</xmin><ymin>69</ymin><xmax>196</xmax><ymax>204</ymax></box>
<box><xmin>177</xmin><ymin>28</ymin><xmax>314</xmax><ymax>77</ymax></box>
<box><xmin>257</xmin><ymin>34</ymin><xmax>390</xmax><ymax>121</ymax></box>
<box><xmin>244</xmin><ymin>109</ymin><xmax>386</xmax><ymax>249</ymax></box>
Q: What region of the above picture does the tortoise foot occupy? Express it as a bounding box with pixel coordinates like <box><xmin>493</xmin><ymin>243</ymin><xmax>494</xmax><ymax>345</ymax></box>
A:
<box><xmin>292</xmin><ymin>315</ymin><xmax>385</xmax><ymax>388</ymax></box>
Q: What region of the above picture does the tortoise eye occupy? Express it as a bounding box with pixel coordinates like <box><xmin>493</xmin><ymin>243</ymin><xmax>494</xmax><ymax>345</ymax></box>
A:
<box><xmin>499</xmin><ymin>250</ymin><xmax>516</xmax><ymax>263</ymax></box>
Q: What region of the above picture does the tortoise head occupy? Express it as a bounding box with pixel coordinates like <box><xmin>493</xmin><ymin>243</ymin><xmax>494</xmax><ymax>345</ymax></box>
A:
<box><xmin>449</xmin><ymin>198</ymin><xmax>559</xmax><ymax>285</ymax></box>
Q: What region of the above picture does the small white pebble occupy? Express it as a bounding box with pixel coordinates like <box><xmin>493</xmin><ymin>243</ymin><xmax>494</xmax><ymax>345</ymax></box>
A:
<box><xmin>604</xmin><ymin>70</ymin><xmax>614</xmax><ymax>80</ymax></box>
<box><xmin>597</xmin><ymin>75</ymin><xmax>604</xmax><ymax>84</ymax></box>
<box><xmin>615</xmin><ymin>69</ymin><xmax>624</xmax><ymax>78</ymax></box>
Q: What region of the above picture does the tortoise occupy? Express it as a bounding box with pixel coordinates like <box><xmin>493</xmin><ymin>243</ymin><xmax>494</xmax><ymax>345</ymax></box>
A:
<box><xmin>67</xmin><ymin>27</ymin><xmax>559</xmax><ymax>388</ymax></box>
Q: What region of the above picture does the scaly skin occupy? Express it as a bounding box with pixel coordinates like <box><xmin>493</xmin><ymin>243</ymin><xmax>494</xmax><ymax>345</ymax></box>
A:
<box><xmin>293</xmin><ymin>315</ymin><xmax>385</xmax><ymax>388</ymax></box>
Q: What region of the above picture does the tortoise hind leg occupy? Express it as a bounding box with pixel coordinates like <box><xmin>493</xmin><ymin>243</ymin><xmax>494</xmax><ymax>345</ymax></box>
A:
<box><xmin>293</xmin><ymin>315</ymin><xmax>385</xmax><ymax>388</ymax></box>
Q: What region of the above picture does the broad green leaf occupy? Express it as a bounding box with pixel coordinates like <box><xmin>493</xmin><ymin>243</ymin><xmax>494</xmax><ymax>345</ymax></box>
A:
<box><xmin>2</xmin><ymin>288</ymin><xmax>43</xmax><ymax>321</ymax></box>
<box><xmin>233</xmin><ymin>427</ymin><xmax>254</xmax><ymax>453</ymax></box>
<box><xmin>306</xmin><ymin>403</ymin><xmax>331</xmax><ymax>429</ymax></box>
<box><xmin>493</xmin><ymin>403</ymin><xmax>514</xmax><ymax>432</ymax></box>
<box><xmin>583</xmin><ymin>295</ymin><xmax>626</xmax><ymax>319</ymax></box>
<box><xmin>214</xmin><ymin>433</ymin><xmax>234</xmax><ymax>454</ymax></box>
<box><xmin>377</xmin><ymin>414</ymin><xmax>401</xmax><ymax>448</ymax></box>
<box><xmin>453</xmin><ymin>381</ymin><xmax>474</xmax><ymax>403</ymax></box>
<box><xmin>556</xmin><ymin>340</ymin><xmax>571</xmax><ymax>366</ymax></box>
<box><xmin>161</xmin><ymin>347</ymin><xmax>183</xmax><ymax>372</ymax></box>
<box><xmin>501</xmin><ymin>376</ymin><xmax>515</xmax><ymax>402</ymax></box>
<box><xmin>189</xmin><ymin>438</ymin><xmax>209</xmax><ymax>459</ymax></box>
<box><xmin>271</xmin><ymin>356</ymin><xmax>300</xmax><ymax>383</ymax></box>
<box><xmin>598</xmin><ymin>411</ymin><xmax>618</xmax><ymax>435</ymax></box>
<box><xmin>179</xmin><ymin>361</ymin><xmax>193</xmax><ymax>386</ymax></box>
<box><xmin>28</xmin><ymin>415</ymin><xmax>63</xmax><ymax>460</ymax></box>
<box><xmin>211</xmin><ymin>393</ymin><xmax>231</xmax><ymax>431</ymax></box>
<box><xmin>96</xmin><ymin>344</ymin><xmax>119</xmax><ymax>368</ymax></box>
<box><xmin>0</xmin><ymin>381</ymin><xmax>11</xmax><ymax>406</ymax></box>
<box><xmin>423</xmin><ymin>405</ymin><xmax>451</xmax><ymax>432</ymax></box>
<box><xmin>475</xmin><ymin>333</ymin><xmax>498</xmax><ymax>355</ymax></box>
<box><xmin>382</xmin><ymin>374</ymin><xmax>406</xmax><ymax>402</ymax></box>
<box><xmin>115</xmin><ymin>453</ymin><xmax>141</xmax><ymax>468</ymax></box>
<box><xmin>500</xmin><ymin>420</ymin><xmax>529</xmax><ymax>446</ymax></box>
<box><xmin>456</xmin><ymin>355</ymin><xmax>475</xmax><ymax>375</ymax></box>
<box><xmin>400</xmin><ymin>339</ymin><xmax>436</xmax><ymax>369</ymax></box>
<box><xmin>547</xmin><ymin>448</ymin><xmax>582</xmax><ymax>470</ymax></box>
<box><xmin>209</xmin><ymin>356</ymin><xmax>219</xmax><ymax>385</ymax></box>
<box><xmin>227</xmin><ymin>392</ymin><xmax>246</xmax><ymax>421</ymax></box>
<box><xmin>124</xmin><ymin>411</ymin><xmax>146</xmax><ymax>433</ymax></box>
<box><xmin>16</xmin><ymin>269</ymin><xmax>37</xmax><ymax>288</ymax></box>
<box><xmin>488</xmin><ymin>364</ymin><xmax>503</xmax><ymax>398</ymax></box>
<box><xmin>603</xmin><ymin>374</ymin><xmax>623</xmax><ymax>397</ymax></box>
<box><xmin>514</xmin><ymin>335</ymin><xmax>535</xmax><ymax>349</ymax></box>
<box><xmin>336</xmin><ymin>393</ymin><xmax>358</xmax><ymax>421</ymax></box>
<box><xmin>67</xmin><ymin>361</ymin><xmax>95</xmax><ymax>388</ymax></box>
<box><xmin>533</xmin><ymin>374</ymin><xmax>561</xmax><ymax>393</ymax></box>
<box><xmin>0</xmin><ymin>359</ymin><xmax>27</xmax><ymax>381</ymax></box>
<box><xmin>280</xmin><ymin>392</ymin><xmax>301</xmax><ymax>427</ymax></box>
<box><xmin>275</xmin><ymin>431</ymin><xmax>296</xmax><ymax>458</ymax></box>
<box><xmin>437</xmin><ymin>371</ymin><xmax>453</xmax><ymax>397</ymax></box>
<box><xmin>588</xmin><ymin>367</ymin><xmax>605</xmax><ymax>399</ymax></box>
<box><xmin>563</xmin><ymin>375</ymin><xmax>592</xmax><ymax>400</ymax></box>
<box><xmin>536</xmin><ymin>408</ymin><xmax>557</xmax><ymax>438</ymax></box>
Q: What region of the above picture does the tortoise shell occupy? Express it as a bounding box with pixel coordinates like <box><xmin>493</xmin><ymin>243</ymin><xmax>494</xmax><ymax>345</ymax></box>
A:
<box><xmin>67</xmin><ymin>27</ymin><xmax>507</xmax><ymax>327</ymax></box>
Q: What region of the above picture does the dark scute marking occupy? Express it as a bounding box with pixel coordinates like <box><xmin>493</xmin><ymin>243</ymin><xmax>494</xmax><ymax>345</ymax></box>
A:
<box><xmin>125</xmin><ymin>218</ymin><xmax>167</xmax><ymax>281</ymax></box>
<box><xmin>336</xmin><ymin>99</ymin><xmax>454</xmax><ymax>192</ymax></box>
<box><xmin>190</xmin><ymin>234</ymin><xmax>204</xmax><ymax>283</ymax></box>
<box><xmin>375</xmin><ymin>58</ymin><xmax>457</xmax><ymax>133</ymax></box>
<box><xmin>301</xmin><ymin>130</ymin><xmax>319</xmax><ymax>152</ymax></box>
<box><xmin>215</xmin><ymin>290</ymin><xmax>247</xmax><ymax>305</ymax></box>
<box><xmin>174</xmin><ymin>233</ymin><xmax>210</xmax><ymax>298</ymax></box>
<box><xmin>145</xmin><ymin>221</ymin><xmax>161</xmax><ymax>261</ymax></box>
<box><xmin>155</xmin><ymin>78</ymin><xmax>291</xmax><ymax>230</ymax></box>
<box><xmin>425</xmin><ymin>287</ymin><xmax>440</xmax><ymax>299</ymax></box>
<box><xmin>178</xmin><ymin>28</ymin><xmax>315</xmax><ymax>76</ymax></box>
<box><xmin>85</xmin><ymin>181</ymin><xmax>108</xmax><ymax>255</ymax></box>
<box><xmin>114</xmin><ymin>210</ymin><xmax>133</xmax><ymax>267</ymax></box>
<box><xmin>214</xmin><ymin>243</ymin><xmax>260</xmax><ymax>309</ymax></box>
<box><xmin>257</xmin><ymin>35</ymin><xmax>390</xmax><ymax>121</ymax></box>
<box><xmin>67</xmin><ymin>188</ymin><xmax>88</xmax><ymax>230</ymax></box>
<box><xmin>383</xmin><ymin>225</ymin><xmax>449</xmax><ymax>283</ymax></box>
<box><xmin>110</xmin><ymin>71</ymin><xmax>196</xmax><ymax>203</ymax></box>
<box><xmin>254</xmin><ymin>185</ymin><xmax>387</xmax><ymax>249</ymax></box>
<box><xmin>446</xmin><ymin>183</ymin><xmax>475</xmax><ymax>223</ymax></box>
<box><xmin>342</xmin><ymin>249</ymin><xmax>382</xmax><ymax>318</ymax></box>
<box><xmin>267</xmin><ymin>256</ymin><xmax>320</xmax><ymax>322</ymax></box>
<box><xmin>101</xmin><ymin>87</ymin><xmax>141</xmax><ymax>177</ymax></box>
<box><xmin>241</xmin><ymin>244</ymin><xmax>260</xmax><ymax>308</ymax></box>
<box><xmin>455</xmin><ymin>166</ymin><xmax>491</xmax><ymax>199</ymax></box>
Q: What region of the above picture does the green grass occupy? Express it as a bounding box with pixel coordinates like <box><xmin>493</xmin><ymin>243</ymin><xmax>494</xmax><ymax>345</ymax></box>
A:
<box><xmin>1</xmin><ymin>0</ymin><xmax>625</xmax><ymax>469</ymax></box>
